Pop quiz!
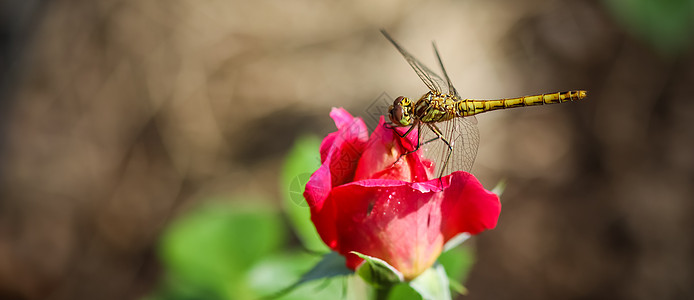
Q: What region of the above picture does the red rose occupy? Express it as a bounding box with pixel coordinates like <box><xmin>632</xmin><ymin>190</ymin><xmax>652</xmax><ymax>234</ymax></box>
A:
<box><xmin>304</xmin><ymin>108</ymin><xmax>500</xmax><ymax>280</ymax></box>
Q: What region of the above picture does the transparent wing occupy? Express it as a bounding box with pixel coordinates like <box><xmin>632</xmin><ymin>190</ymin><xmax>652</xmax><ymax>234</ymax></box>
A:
<box><xmin>419</xmin><ymin>115</ymin><xmax>480</xmax><ymax>178</ymax></box>
<box><xmin>381</xmin><ymin>30</ymin><xmax>450</xmax><ymax>95</ymax></box>
<box><xmin>432</xmin><ymin>41</ymin><xmax>458</xmax><ymax>98</ymax></box>
<box><xmin>423</xmin><ymin>40</ymin><xmax>480</xmax><ymax>176</ymax></box>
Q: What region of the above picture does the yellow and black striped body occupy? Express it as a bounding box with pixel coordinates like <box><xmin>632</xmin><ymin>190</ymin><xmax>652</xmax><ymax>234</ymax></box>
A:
<box><xmin>414</xmin><ymin>90</ymin><xmax>587</xmax><ymax>123</ymax></box>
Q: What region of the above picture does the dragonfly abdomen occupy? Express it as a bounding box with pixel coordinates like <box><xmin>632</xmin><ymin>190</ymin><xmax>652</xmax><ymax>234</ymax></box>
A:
<box><xmin>458</xmin><ymin>90</ymin><xmax>587</xmax><ymax>117</ymax></box>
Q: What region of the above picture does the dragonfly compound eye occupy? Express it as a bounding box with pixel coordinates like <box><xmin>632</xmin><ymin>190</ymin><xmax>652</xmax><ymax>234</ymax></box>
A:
<box><xmin>389</xmin><ymin>96</ymin><xmax>412</xmax><ymax>126</ymax></box>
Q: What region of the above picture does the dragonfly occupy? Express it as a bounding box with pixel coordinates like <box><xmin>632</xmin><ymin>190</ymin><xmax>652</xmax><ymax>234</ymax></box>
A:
<box><xmin>381</xmin><ymin>30</ymin><xmax>587</xmax><ymax>181</ymax></box>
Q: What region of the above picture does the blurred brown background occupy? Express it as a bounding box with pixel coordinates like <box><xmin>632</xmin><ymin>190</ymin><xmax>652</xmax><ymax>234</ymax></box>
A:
<box><xmin>1</xmin><ymin>0</ymin><xmax>693</xmax><ymax>299</ymax></box>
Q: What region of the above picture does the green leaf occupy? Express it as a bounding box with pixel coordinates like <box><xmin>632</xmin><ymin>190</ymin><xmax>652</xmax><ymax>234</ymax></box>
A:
<box><xmin>158</xmin><ymin>200</ymin><xmax>284</xmax><ymax>299</ymax></box>
<box><xmin>353</xmin><ymin>252</ymin><xmax>404</xmax><ymax>288</ymax></box>
<box><xmin>408</xmin><ymin>263</ymin><xmax>451</xmax><ymax>300</ymax></box>
<box><xmin>146</xmin><ymin>275</ymin><xmax>227</xmax><ymax>300</ymax></box>
<box><xmin>261</xmin><ymin>251</ymin><xmax>353</xmax><ymax>299</ymax></box>
<box><xmin>437</xmin><ymin>245</ymin><xmax>475</xmax><ymax>294</ymax></box>
<box><xmin>248</xmin><ymin>251</ymin><xmax>350</xmax><ymax>300</ymax></box>
<box><xmin>604</xmin><ymin>0</ymin><xmax>694</xmax><ymax>56</ymax></box>
<box><xmin>280</xmin><ymin>135</ymin><xmax>328</xmax><ymax>252</ymax></box>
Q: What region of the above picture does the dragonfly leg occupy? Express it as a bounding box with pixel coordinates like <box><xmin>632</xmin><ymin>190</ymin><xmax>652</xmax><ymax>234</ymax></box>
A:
<box><xmin>383</xmin><ymin>121</ymin><xmax>399</xmax><ymax>130</ymax></box>
<box><xmin>392</xmin><ymin>123</ymin><xmax>421</xmax><ymax>165</ymax></box>
<box><xmin>426</xmin><ymin>123</ymin><xmax>453</xmax><ymax>180</ymax></box>
<box><xmin>390</xmin><ymin>123</ymin><xmax>416</xmax><ymax>138</ymax></box>
<box><xmin>393</xmin><ymin>123</ymin><xmax>441</xmax><ymax>166</ymax></box>
<box><xmin>402</xmin><ymin>130</ymin><xmax>441</xmax><ymax>156</ymax></box>
<box><xmin>392</xmin><ymin>123</ymin><xmax>447</xmax><ymax>167</ymax></box>
<box><xmin>390</xmin><ymin>121</ymin><xmax>433</xmax><ymax>164</ymax></box>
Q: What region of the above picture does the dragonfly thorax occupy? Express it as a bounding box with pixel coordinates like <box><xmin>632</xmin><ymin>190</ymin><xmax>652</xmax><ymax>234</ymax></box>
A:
<box><xmin>414</xmin><ymin>92</ymin><xmax>459</xmax><ymax>123</ymax></box>
<box><xmin>388</xmin><ymin>96</ymin><xmax>415</xmax><ymax>127</ymax></box>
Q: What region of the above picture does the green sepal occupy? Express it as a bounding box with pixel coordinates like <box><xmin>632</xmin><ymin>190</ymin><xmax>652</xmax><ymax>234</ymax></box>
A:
<box><xmin>443</xmin><ymin>233</ymin><xmax>470</xmax><ymax>252</ymax></box>
<box><xmin>491</xmin><ymin>179</ymin><xmax>506</xmax><ymax>197</ymax></box>
<box><xmin>447</xmin><ymin>279</ymin><xmax>468</xmax><ymax>296</ymax></box>
<box><xmin>408</xmin><ymin>263</ymin><xmax>451</xmax><ymax>300</ymax></box>
<box><xmin>352</xmin><ymin>252</ymin><xmax>404</xmax><ymax>288</ymax></box>
<box><xmin>385</xmin><ymin>283</ymin><xmax>423</xmax><ymax>300</ymax></box>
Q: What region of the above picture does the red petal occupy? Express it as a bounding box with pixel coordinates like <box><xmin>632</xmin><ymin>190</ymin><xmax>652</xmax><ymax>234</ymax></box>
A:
<box><xmin>305</xmin><ymin>108</ymin><xmax>370</xmax><ymax>249</ymax></box>
<box><xmin>305</xmin><ymin>108</ymin><xmax>500</xmax><ymax>280</ymax></box>
<box><xmin>440</xmin><ymin>172</ymin><xmax>501</xmax><ymax>239</ymax></box>
<box><xmin>330</xmin><ymin>107</ymin><xmax>359</xmax><ymax>130</ymax></box>
<box><xmin>328</xmin><ymin>180</ymin><xmax>441</xmax><ymax>280</ymax></box>
<box><xmin>326</xmin><ymin>109</ymin><xmax>368</xmax><ymax>186</ymax></box>
<box><xmin>319</xmin><ymin>108</ymin><xmax>362</xmax><ymax>161</ymax></box>
<box><xmin>325</xmin><ymin>173</ymin><xmax>500</xmax><ymax>280</ymax></box>
<box><xmin>353</xmin><ymin>117</ymin><xmax>432</xmax><ymax>182</ymax></box>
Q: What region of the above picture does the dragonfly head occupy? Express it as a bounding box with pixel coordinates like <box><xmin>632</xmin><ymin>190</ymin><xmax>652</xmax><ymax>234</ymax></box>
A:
<box><xmin>388</xmin><ymin>96</ymin><xmax>414</xmax><ymax>127</ymax></box>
